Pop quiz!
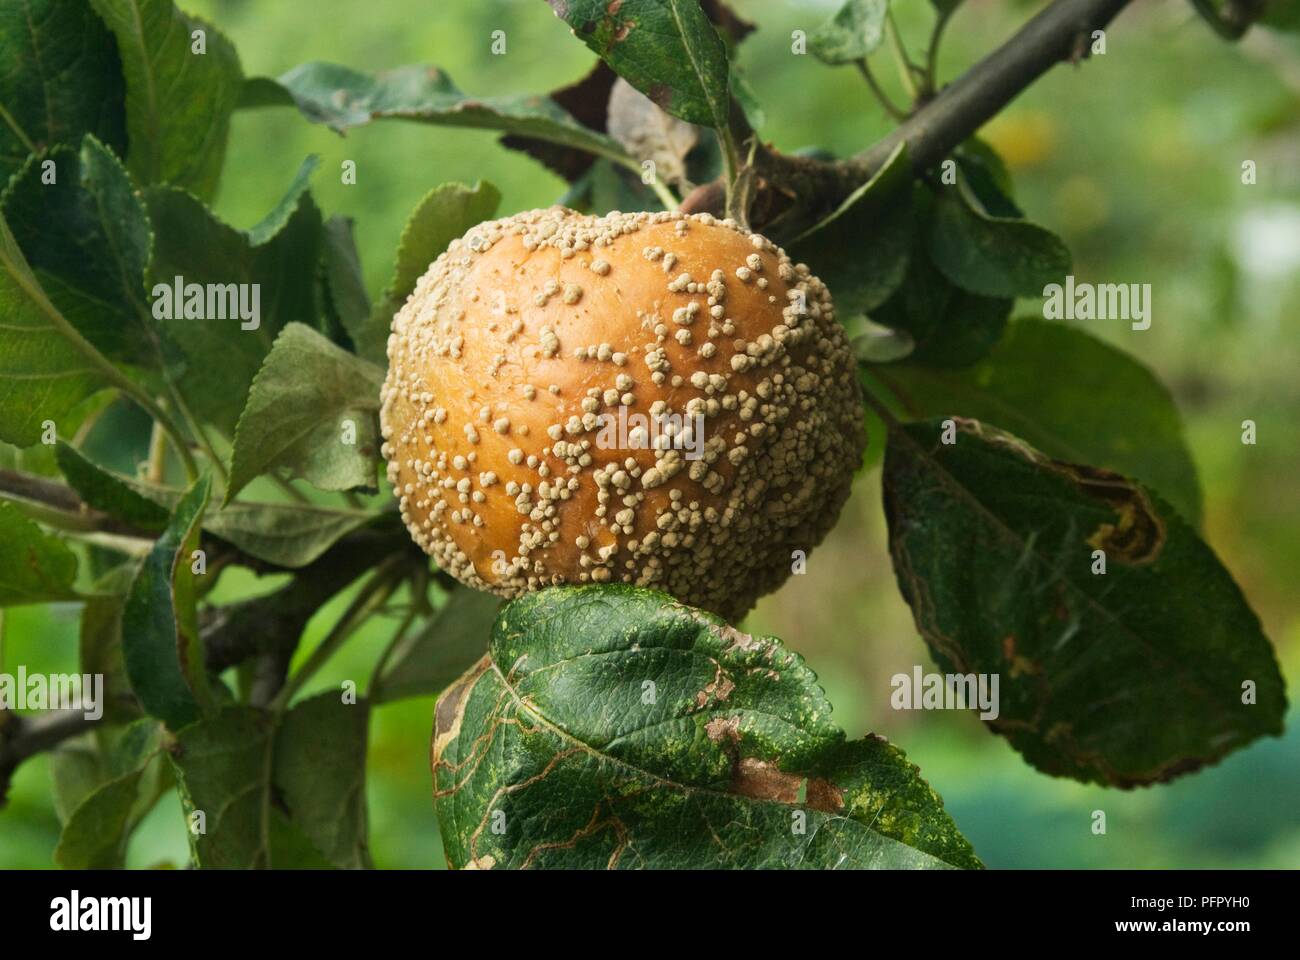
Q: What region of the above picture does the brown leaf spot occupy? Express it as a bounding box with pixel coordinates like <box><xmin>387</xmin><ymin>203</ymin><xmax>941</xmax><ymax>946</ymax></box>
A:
<box><xmin>647</xmin><ymin>83</ymin><xmax>675</xmax><ymax>112</ymax></box>
<box><xmin>805</xmin><ymin>777</ymin><xmax>844</xmax><ymax>814</ymax></box>
<box><xmin>731</xmin><ymin>757</ymin><xmax>802</xmax><ymax>804</ymax></box>
<box><xmin>432</xmin><ymin>655</ymin><xmax>489</xmax><ymax>767</ymax></box>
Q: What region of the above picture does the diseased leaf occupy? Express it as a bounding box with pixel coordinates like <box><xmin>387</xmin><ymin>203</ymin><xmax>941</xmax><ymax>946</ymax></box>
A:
<box><xmin>809</xmin><ymin>0</ymin><xmax>890</xmax><ymax>65</ymax></box>
<box><xmin>1</xmin><ymin>136</ymin><xmax>157</xmax><ymax>366</ymax></box>
<box><xmin>871</xmin><ymin>318</ymin><xmax>1203</xmax><ymax>522</ymax></box>
<box><xmin>245</xmin><ymin>61</ymin><xmax>629</xmax><ymax>165</ymax></box>
<box><xmin>0</xmin><ymin>499</ymin><xmax>78</xmax><ymax>606</ymax></box>
<box><xmin>928</xmin><ymin>175</ymin><xmax>1071</xmax><ymax>299</ymax></box>
<box><xmin>88</xmin><ymin>0</ymin><xmax>242</xmax><ymax>199</ymax></box>
<box><xmin>362</xmin><ymin>181</ymin><xmax>500</xmax><ymax>365</ymax></box>
<box><xmin>372</xmin><ymin>586</ymin><xmax>500</xmax><ymax>704</ymax></box>
<box><xmin>0</xmin><ymin>0</ymin><xmax>127</xmax><ymax>183</ymax></box>
<box><xmin>789</xmin><ymin>143</ymin><xmax>912</xmax><ymax>317</ymax></box>
<box><xmin>547</xmin><ymin>0</ymin><xmax>732</xmax><ymax>129</ymax></box>
<box><xmin>882</xmin><ymin>417</ymin><xmax>1286</xmax><ymax>786</ymax></box>
<box><xmin>121</xmin><ymin>473</ymin><xmax>212</xmax><ymax>729</ymax></box>
<box><xmin>607</xmin><ymin>77</ymin><xmax>699</xmax><ymax>189</ymax></box>
<box><xmin>144</xmin><ymin>155</ymin><xmax>323</xmax><ymax>435</ymax></box>
<box><xmin>170</xmin><ymin>701</ymin><xmax>369</xmax><ymax>868</ymax></box>
<box><xmin>227</xmin><ymin>323</ymin><xmax>384</xmax><ymax>503</ymax></box>
<box><xmin>434</xmin><ymin>585</ymin><xmax>979</xmax><ymax>869</ymax></box>
<box><xmin>0</xmin><ymin>210</ymin><xmax>104</xmax><ymax>446</ymax></box>
<box><xmin>499</xmin><ymin>61</ymin><xmax>619</xmax><ymax>182</ymax></box>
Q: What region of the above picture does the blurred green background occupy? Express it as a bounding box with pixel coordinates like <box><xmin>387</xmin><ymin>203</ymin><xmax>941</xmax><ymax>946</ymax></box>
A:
<box><xmin>2</xmin><ymin>0</ymin><xmax>1298</xmax><ymax>868</ymax></box>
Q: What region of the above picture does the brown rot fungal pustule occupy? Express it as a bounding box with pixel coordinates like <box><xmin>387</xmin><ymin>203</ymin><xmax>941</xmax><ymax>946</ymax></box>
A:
<box><xmin>379</xmin><ymin>207</ymin><xmax>865</xmax><ymax>621</ymax></box>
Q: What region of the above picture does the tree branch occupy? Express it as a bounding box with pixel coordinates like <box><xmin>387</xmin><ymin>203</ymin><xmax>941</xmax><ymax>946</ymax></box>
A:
<box><xmin>0</xmin><ymin>709</ymin><xmax>100</xmax><ymax>806</ymax></box>
<box><xmin>682</xmin><ymin>0</ymin><xmax>1136</xmax><ymax>239</ymax></box>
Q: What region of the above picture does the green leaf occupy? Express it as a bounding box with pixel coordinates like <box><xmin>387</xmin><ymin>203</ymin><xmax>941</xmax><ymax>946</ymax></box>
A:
<box><xmin>273</xmin><ymin>693</ymin><xmax>371</xmax><ymax>869</ymax></box>
<box><xmin>0</xmin><ymin>499</ymin><xmax>78</xmax><ymax>606</ymax></box>
<box><xmin>0</xmin><ymin>0</ymin><xmax>127</xmax><ymax>183</ymax></box>
<box><xmin>809</xmin><ymin>0</ymin><xmax>890</xmax><ymax>65</ymax></box>
<box><xmin>0</xmin><ymin>210</ymin><xmax>104</xmax><ymax>446</ymax></box>
<box><xmin>53</xmin><ymin>719</ymin><xmax>166</xmax><ymax>868</ymax></box>
<box><xmin>363</xmin><ymin>180</ymin><xmax>500</xmax><ymax>364</ymax></box>
<box><xmin>788</xmin><ymin>142</ymin><xmax>912</xmax><ymax>316</ymax></box>
<box><xmin>202</xmin><ymin>501</ymin><xmax>372</xmax><ymax>568</ymax></box>
<box><xmin>860</xmin><ymin>187</ymin><xmax>1010</xmax><ymax>367</ymax></box>
<box><xmin>121</xmin><ymin>473</ymin><xmax>212</xmax><ymax>729</ymax></box>
<box><xmin>170</xmin><ymin>701</ymin><xmax>369</xmax><ymax>868</ymax></box>
<box><xmin>144</xmin><ymin>156</ymin><xmax>323</xmax><ymax>435</ymax></box>
<box><xmin>56</xmin><ymin>441</ymin><xmax>170</xmax><ymax>530</ymax></box>
<box><xmin>244</xmin><ymin>61</ymin><xmax>629</xmax><ymax>162</ymax></box>
<box><xmin>80</xmin><ymin>561</ymin><xmax>143</xmax><ymax>723</ymax></box>
<box><xmin>87</xmin><ymin>0</ymin><xmax>242</xmax><ymax>199</ymax></box>
<box><xmin>320</xmin><ymin>215</ymin><xmax>371</xmax><ymax>353</ymax></box>
<box><xmin>870</xmin><ymin>318</ymin><xmax>1203</xmax><ymax>522</ymax></box>
<box><xmin>227</xmin><ymin>323</ymin><xmax>384</xmax><ymax>503</ymax></box>
<box><xmin>547</xmin><ymin>0</ymin><xmax>732</xmax><ymax>129</ymax></box>
<box><xmin>882</xmin><ymin>417</ymin><xmax>1286</xmax><ymax>786</ymax></box>
<box><xmin>434</xmin><ymin>585</ymin><xmax>979</xmax><ymax>869</ymax></box>
<box><xmin>95</xmin><ymin>469</ymin><xmax>373</xmax><ymax>568</ymax></box>
<box><xmin>1</xmin><ymin>136</ymin><xmax>156</xmax><ymax>366</ymax></box>
<box><xmin>372</xmin><ymin>586</ymin><xmax>500</xmax><ymax>704</ymax></box>
<box><xmin>928</xmin><ymin>176</ymin><xmax>1071</xmax><ymax>299</ymax></box>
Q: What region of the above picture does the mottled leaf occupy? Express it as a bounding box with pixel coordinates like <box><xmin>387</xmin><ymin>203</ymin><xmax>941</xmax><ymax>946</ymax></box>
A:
<box><xmin>144</xmin><ymin>155</ymin><xmax>323</xmax><ymax>435</ymax></box>
<box><xmin>870</xmin><ymin>318</ymin><xmax>1202</xmax><ymax>522</ymax></box>
<box><xmin>121</xmin><ymin>473</ymin><xmax>212</xmax><ymax>729</ymax></box>
<box><xmin>809</xmin><ymin>0</ymin><xmax>890</xmax><ymax>65</ymax></box>
<box><xmin>547</xmin><ymin>0</ymin><xmax>732</xmax><ymax>129</ymax></box>
<box><xmin>362</xmin><ymin>181</ymin><xmax>500</xmax><ymax>365</ymax></box>
<box><xmin>0</xmin><ymin>0</ymin><xmax>127</xmax><ymax>182</ymax></box>
<box><xmin>789</xmin><ymin>142</ymin><xmax>912</xmax><ymax>317</ymax></box>
<box><xmin>0</xmin><ymin>499</ymin><xmax>78</xmax><ymax>605</ymax></box>
<box><xmin>434</xmin><ymin>585</ymin><xmax>979</xmax><ymax>869</ymax></box>
<box><xmin>88</xmin><ymin>0</ymin><xmax>242</xmax><ymax>199</ymax></box>
<box><xmin>928</xmin><ymin>175</ymin><xmax>1071</xmax><ymax>298</ymax></box>
<box><xmin>227</xmin><ymin>323</ymin><xmax>384</xmax><ymax>502</ymax></box>
<box><xmin>882</xmin><ymin>417</ymin><xmax>1286</xmax><ymax>786</ymax></box>
<box><xmin>372</xmin><ymin>586</ymin><xmax>501</xmax><ymax>704</ymax></box>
